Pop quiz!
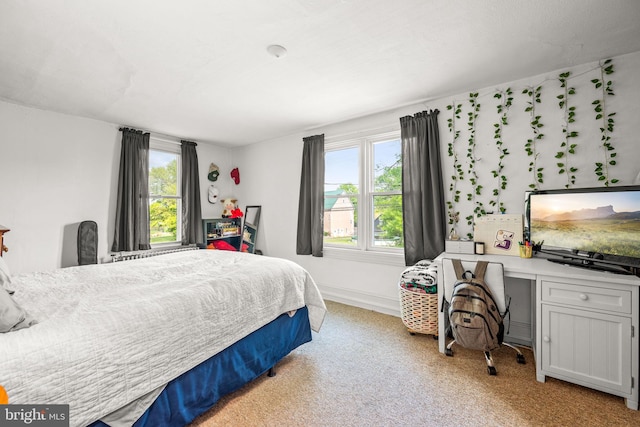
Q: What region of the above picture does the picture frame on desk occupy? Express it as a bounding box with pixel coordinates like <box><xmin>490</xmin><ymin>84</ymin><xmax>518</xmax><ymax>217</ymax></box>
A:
<box><xmin>474</xmin><ymin>214</ymin><xmax>523</xmax><ymax>257</ymax></box>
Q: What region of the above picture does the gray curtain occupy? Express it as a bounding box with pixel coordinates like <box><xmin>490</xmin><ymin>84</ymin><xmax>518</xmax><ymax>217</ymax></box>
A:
<box><xmin>112</xmin><ymin>128</ymin><xmax>151</xmax><ymax>252</ymax></box>
<box><xmin>400</xmin><ymin>110</ymin><xmax>445</xmax><ymax>265</ymax></box>
<box><xmin>181</xmin><ymin>140</ymin><xmax>203</xmax><ymax>245</ymax></box>
<box><xmin>296</xmin><ymin>134</ymin><xmax>325</xmax><ymax>256</ymax></box>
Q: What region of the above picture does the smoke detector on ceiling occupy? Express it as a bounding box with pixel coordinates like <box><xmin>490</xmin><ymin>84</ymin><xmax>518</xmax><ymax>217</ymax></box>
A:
<box><xmin>266</xmin><ymin>45</ymin><xmax>287</xmax><ymax>58</ymax></box>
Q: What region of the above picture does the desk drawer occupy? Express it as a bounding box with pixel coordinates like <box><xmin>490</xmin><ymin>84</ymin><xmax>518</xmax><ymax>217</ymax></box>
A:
<box><xmin>541</xmin><ymin>280</ymin><xmax>631</xmax><ymax>314</ymax></box>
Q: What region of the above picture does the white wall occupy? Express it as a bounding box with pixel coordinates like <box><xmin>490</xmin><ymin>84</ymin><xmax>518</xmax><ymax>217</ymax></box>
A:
<box><xmin>197</xmin><ymin>143</ymin><xmax>236</xmax><ymax>220</ymax></box>
<box><xmin>0</xmin><ymin>101</ymin><xmax>236</xmax><ymax>274</ymax></box>
<box><xmin>439</xmin><ymin>52</ymin><xmax>640</xmax><ymax>240</ymax></box>
<box><xmin>233</xmin><ymin>51</ymin><xmax>640</xmax><ymax>316</ymax></box>
<box><xmin>0</xmin><ymin>102</ymin><xmax>120</xmax><ymax>274</ymax></box>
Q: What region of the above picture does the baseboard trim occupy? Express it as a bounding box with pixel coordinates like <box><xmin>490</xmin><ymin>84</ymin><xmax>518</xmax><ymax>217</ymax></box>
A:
<box><xmin>317</xmin><ymin>284</ymin><xmax>533</xmax><ymax>347</ymax></box>
<box><xmin>317</xmin><ymin>283</ymin><xmax>401</xmax><ymax>318</ymax></box>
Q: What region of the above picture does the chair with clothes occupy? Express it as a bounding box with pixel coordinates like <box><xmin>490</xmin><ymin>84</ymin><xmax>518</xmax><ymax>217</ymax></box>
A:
<box><xmin>441</xmin><ymin>257</ymin><xmax>525</xmax><ymax>375</ymax></box>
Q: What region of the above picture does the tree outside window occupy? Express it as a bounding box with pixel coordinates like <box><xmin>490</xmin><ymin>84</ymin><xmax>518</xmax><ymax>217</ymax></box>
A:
<box><xmin>149</xmin><ymin>149</ymin><xmax>181</xmax><ymax>244</ymax></box>
<box><xmin>372</xmin><ymin>139</ymin><xmax>403</xmax><ymax>247</ymax></box>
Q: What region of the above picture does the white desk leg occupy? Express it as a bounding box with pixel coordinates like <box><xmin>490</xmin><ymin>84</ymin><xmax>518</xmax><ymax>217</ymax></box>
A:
<box><xmin>534</xmin><ymin>276</ymin><xmax>545</xmax><ymax>383</ymax></box>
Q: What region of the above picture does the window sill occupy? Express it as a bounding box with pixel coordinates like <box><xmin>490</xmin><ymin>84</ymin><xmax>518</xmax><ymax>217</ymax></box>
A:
<box><xmin>323</xmin><ymin>246</ymin><xmax>405</xmax><ymax>266</ymax></box>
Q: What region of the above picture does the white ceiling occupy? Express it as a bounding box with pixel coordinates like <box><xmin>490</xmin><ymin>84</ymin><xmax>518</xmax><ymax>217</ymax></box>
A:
<box><xmin>1</xmin><ymin>0</ymin><xmax>640</xmax><ymax>147</ymax></box>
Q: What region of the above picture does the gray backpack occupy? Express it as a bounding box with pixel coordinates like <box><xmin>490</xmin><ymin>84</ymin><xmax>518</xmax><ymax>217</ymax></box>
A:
<box><xmin>448</xmin><ymin>259</ymin><xmax>503</xmax><ymax>352</ymax></box>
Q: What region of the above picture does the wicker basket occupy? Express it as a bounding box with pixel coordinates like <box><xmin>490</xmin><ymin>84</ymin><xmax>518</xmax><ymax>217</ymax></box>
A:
<box><xmin>399</xmin><ymin>284</ymin><xmax>438</xmax><ymax>336</ymax></box>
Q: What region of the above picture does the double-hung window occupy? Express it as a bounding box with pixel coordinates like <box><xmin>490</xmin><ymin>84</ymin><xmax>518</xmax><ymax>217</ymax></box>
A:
<box><xmin>324</xmin><ymin>131</ymin><xmax>403</xmax><ymax>263</ymax></box>
<box><xmin>149</xmin><ymin>140</ymin><xmax>182</xmax><ymax>245</ymax></box>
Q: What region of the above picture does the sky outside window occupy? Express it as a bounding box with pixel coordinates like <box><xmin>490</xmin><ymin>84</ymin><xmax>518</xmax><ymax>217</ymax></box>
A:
<box><xmin>325</xmin><ymin>147</ymin><xmax>358</xmax><ymax>192</ymax></box>
<box><xmin>325</xmin><ymin>140</ymin><xmax>400</xmax><ymax>191</ymax></box>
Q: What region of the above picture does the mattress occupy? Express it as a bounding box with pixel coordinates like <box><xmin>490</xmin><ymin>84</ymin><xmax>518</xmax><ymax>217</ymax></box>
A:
<box><xmin>0</xmin><ymin>250</ymin><xmax>326</xmax><ymax>427</ymax></box>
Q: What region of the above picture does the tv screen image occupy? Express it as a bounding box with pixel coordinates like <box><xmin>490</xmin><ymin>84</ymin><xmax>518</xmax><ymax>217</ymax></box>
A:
<box><xmin>528</xmin><ymin>185</ymin><xmax>640</xmax><ymax>273</ymax></box>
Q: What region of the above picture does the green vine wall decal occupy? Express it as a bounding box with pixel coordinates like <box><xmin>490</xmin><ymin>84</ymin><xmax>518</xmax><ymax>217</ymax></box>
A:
<box><xmin>556</xmin><ymin>71</ymin><xmax>578</xmax><ymax>188</ymax></box>
<box><xmin>465</xmin><ymin>92</ymin><xmax>484</xmax><ymax>239</ymax></box>
<box><xmin>443</xmin><ymin>57</ymin><xmax>626</xmax><ymax>239</ymax></box>
<box><xmin>491</xmin><ymin>88</ymin><xmax>512</xmax><ymax>213</ymax></box>
<box><xmin>446</xmin><ymin>102</ymin><xmax>463</xmax><ymax>239</ymax></box>
<box><xmin>523</xmin><ymin>85</ymin><xmax>544</xmax><ymax>189</ymax></box>
<box><xmin>591</xmin><ymin>58</ymin><xmax>618</xmax><ymax>186</ymax></box>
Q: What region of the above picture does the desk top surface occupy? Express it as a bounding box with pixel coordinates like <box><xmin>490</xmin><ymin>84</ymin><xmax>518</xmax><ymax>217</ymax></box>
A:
<box><xmin>435</xmin><ymin>252</ymin><xmax>640</xmax><ymax>286</ymax></box>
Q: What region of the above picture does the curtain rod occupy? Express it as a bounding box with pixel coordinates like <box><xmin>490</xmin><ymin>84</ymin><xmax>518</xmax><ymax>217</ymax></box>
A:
<box><xmin>323</xmin><ymin>123</ymin><xmax>400</xmax><ymax>141</ymax></box>
<box><xmin>151</xmin><ymin>136</ymin><xmax>182</xmax><ymax>146</ymax></box>
<box><xmin>119</xmin><ymin>126</ymin><xmax>184</xmax><ymax>146</ymax></box>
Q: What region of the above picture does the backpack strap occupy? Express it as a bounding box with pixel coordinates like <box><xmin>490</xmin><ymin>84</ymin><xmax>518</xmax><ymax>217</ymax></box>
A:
<box><xmin>468</xmin><ymin>261</ymin><xmax>502</xmax><ymax>325</ymax></box>
<box><xmin>473</xmin><ymin>261</ymin><xmax>489</xmax><ymax>281</ymax></box>
<box><xmin>443</xmin><ymin>259</ymin><xmax>466</xmax><ymax>313</ymax></box>
<box><xmin>452</xmin><ymin>259</ymin><xmax>465</xmax><ymax>280</ymax></box>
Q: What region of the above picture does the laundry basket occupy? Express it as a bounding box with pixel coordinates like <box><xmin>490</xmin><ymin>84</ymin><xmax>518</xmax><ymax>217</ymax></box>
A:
<box><xmin>399</xmin><ymin>260</ymin><xmax>438</xmax><ymax>336</ymax></box>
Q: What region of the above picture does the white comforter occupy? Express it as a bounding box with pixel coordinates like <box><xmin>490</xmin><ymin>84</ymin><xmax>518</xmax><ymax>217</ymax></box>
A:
<box><xmin>0</xmin><ymin>250</ymin><xmax>326</xmax><ymax>427</ymax></box>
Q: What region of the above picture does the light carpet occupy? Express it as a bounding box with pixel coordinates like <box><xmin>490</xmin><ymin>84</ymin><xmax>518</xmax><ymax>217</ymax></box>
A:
<box><xmin>190</xmin><ymin>300</ymin><xmax>640</xmax><ymax>426</ymax></box>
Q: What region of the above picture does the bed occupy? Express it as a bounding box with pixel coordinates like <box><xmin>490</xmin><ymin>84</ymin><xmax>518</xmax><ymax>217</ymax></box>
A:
<box><xmin>0</xmin><ymin>249</ymin><xmax>326</xmax><ymax>427</ymax></box>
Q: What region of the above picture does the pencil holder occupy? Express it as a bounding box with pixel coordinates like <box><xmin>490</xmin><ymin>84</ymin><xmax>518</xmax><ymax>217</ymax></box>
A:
<box><xmin>519</xmin><ymin>244</ymin><xmax>533</xmax><ymax>258</ymax></box>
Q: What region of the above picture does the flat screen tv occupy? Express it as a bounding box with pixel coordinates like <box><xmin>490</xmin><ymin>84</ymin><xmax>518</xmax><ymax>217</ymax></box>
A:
<box><xmin>527</xmin><ymin>185</ymin><xmax>640</xmax><ymax>276</ymax></box>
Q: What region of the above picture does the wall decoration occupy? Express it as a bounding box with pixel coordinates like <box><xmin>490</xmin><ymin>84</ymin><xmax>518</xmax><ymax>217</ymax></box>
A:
<box><xmin>473</xmin><ymin>214</ymin><xmax>523</xmax><ymax>257</ymax></box>
<box><xmin>207</xmin><ymin>185</ymin><xmax>219</xmax><ymax>204</ymax></box>
<box><xmin>522</xmin><ymin>85</ymin><xmax>545</xmax><ymax>189</ymax></box>
<box><xmin>591</xmin><ymin>59</ymin><xmax>618</xmax><ymax>186</ymax></box>
<box><xmin>556</xmin><ymin>71</ymin><xmax>578</xmax><ymax>188</ymax></box>
<box><xmin>230</xmin><ymin>167</ymin><xmax>240</xmax><ymax>185</ymax></box>
<box><xmin>207</xmin><ymin>163</ymin><xmax>220</xmax><ymax>181</ymax></box>
<box><xmin>442</xmin><ymin>58</ymin><xmax>620</xmax><ymax>240</ymax></box>
<box><xmin>465</xmin><ymin>92</ymin><xmax>484</xmax><ymax>238</ymax></box>
<box><xmin>446</xmin><ymin>102</ymin><xmax>463</xmax><ymax>239</ymax></box>
<box><xmin>491</xmin><ymin>88</ymin><xmax>513</xmax><ymax>213</ymax></box>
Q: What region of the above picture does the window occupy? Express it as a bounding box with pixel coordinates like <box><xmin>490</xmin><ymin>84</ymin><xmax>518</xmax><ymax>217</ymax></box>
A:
<box><xmin>149</xmin><ymin>141</ymin><xmax>181</xmax><ymax>245</ymax></box>
<box><xmin>324</xmin><ymin>147</ymin><xmax>359</xmax><ymax>246</ymax></box>
<box><xmin>324</xmin><ymin>131</ymin><xmax>403</xmax><ymax>257</ymax></box>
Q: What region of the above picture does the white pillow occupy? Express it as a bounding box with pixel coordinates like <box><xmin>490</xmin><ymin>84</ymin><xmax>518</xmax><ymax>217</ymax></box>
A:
<box><xmin>0</xmin><ymin>257</ymin><xmax>14</xmax><ymax>294</ymax></box>
<box><xmin>1</xmin><ymin>287</ymin><xmax>37</xmax><ymax>333</ymax></box>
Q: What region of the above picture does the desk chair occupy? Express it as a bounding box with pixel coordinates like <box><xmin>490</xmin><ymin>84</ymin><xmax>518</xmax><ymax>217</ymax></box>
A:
<box><xmin>441</xmin><ymin>258</ymin><xmax>525</xmax><ymax>375</ymax></box>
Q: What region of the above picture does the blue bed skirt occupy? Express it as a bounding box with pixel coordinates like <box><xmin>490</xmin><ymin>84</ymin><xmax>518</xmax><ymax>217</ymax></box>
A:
<box><xmin>90</xmin><ymin>307</ymin><xmax>311</xmax><ymax>427</ymax></box>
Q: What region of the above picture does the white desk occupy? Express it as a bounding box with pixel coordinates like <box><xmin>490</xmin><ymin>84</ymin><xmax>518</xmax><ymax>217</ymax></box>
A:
<box><xmin>434</xmin><ymin>252</ymin><xmax>640</xmax><ymax>410</ymax></box>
